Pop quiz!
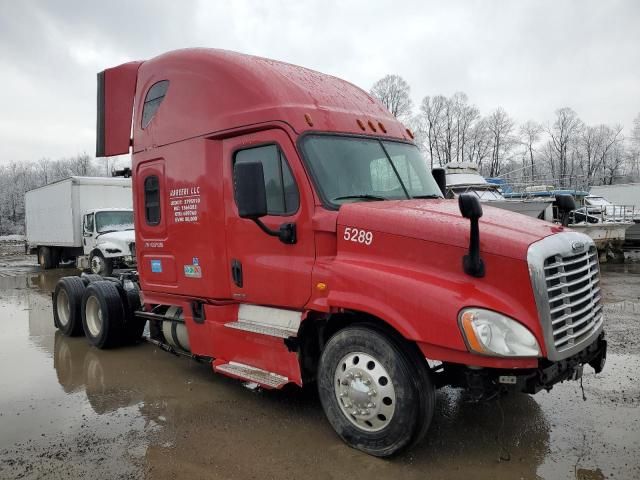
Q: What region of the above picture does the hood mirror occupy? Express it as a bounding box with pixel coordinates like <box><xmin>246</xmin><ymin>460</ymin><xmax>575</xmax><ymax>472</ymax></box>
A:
<box><xmin>459</xmin><ymin>194</ymin><xmax>485</xmax><ymax>278</ymax></box>
<box><xmin>555</xmin><ymin>194</ymin><xmax>576</xmax><ymax>227</ymax></box>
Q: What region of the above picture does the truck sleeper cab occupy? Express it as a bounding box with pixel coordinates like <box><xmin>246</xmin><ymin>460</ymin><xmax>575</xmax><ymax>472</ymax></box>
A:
<box><xmin>52</xmin><ymin>49</ymin><xmax>606</xmax><ymax>457</ymax></box>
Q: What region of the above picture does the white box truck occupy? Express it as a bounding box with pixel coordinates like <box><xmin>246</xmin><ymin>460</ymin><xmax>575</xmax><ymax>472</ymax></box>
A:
<box><xmin>25</xmin><ymin>176</ymin><xmax>135</xmax><ymax>275</ymax></box>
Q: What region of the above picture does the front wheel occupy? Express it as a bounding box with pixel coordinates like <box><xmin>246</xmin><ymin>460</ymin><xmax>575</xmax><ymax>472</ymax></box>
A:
<box><xmin>90</xmin><ymin>252</ymin><xmax>113</xmax><ymax>276</ymax></box>
<box><xmin>318</xmin><ymin>326</ymin><xmax>435</xmax><ymax>457</ymax></box>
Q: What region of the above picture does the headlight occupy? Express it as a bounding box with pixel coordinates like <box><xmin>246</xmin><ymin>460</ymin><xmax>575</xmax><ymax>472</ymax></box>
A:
<box><xmin>459</xmin><ymin>308</ymin><xmax>540</xmax><ymax>357</ymax></box>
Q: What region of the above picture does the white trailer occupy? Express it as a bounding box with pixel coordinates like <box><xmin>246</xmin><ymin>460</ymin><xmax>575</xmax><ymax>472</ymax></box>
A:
<box><xmin>25</xmin><ymin>176</ymin><xmax>136</xmax><ymax>275</ymax></box>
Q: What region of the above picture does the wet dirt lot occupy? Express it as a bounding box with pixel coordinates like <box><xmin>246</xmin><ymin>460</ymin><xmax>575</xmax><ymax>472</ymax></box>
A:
<box><xmin>0</xmin><ymin>241</ymin><xmax>638</xmax><ymax>480</ymax></box>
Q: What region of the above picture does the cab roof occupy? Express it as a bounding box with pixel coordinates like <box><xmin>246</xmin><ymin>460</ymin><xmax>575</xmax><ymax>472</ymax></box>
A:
<box><xmin>126</xmin><ymin>48</ymin><xmax>411</xmax><ymax>152</ymax></box>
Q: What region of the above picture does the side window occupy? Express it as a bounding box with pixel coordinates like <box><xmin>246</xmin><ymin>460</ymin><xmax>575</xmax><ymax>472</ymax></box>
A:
<box><xmin>144</xmin><ymin>175</ymin><xmax>161</xmax><ymax>225</ymax></box>
<box><xmin>141</xmin><ymin>80</ymin><xmax>169</xmax><ymax>129</ymax></box>
<box><xmin>84</xmin><ymin>213</ymin><xmax>94</xmax><ymax>233</ymax></box>
<box><xmin>234</xmin><ymin>145</ymin><xmax>299</xmax><ymax>215</ymax></box>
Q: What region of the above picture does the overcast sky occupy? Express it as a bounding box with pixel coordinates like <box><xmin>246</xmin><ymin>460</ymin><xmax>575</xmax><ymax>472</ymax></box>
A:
<box><xmin>1</xmin><ymin>0</ymin><xmax>638</xmax><ymax>164</ymax></box>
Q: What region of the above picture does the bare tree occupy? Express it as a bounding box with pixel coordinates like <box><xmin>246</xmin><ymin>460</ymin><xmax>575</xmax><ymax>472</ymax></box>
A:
<box><xmin>519</xmin><ymin>121</ymin><xmax>542</xmax><ymax>180</ymax></box>
<box><xmin>486</xmin><ymin>108</ymin><xmax>515</xmax><ymax>176</ymax></box>
<box><xmin>466</xmin><ymin>118</ymin><xmax>492</xmax><ymax>167</ymax></box>
<box><xmin>370</xmin><ymin>75</ymin><xmax>414</xmax><ymax>120</ymax></box>
<box><xmin>546</xmin><ymin>107</ymin><xmax>583</xmax><ymax>186</ymax></box>
<box><xmin>580</xmin><ymin>124</ymin><xmax>623</xmax><ymax>184</ymax></box>
<box><xmin>420</xmin><ymin>95</ymin><xmax>447</xmax><ymax>167</ymax></box>
<box><xmin>452</xmin><ymin>92</ymin><xmax>479</xmax><ymax>163</ymax></box>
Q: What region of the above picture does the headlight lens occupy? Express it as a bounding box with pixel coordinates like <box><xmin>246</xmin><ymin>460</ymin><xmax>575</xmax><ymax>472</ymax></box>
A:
<box><xmin>459</xmin><ymin>308</ymin><xmax>540</xmax><ymax>357</ymax></box>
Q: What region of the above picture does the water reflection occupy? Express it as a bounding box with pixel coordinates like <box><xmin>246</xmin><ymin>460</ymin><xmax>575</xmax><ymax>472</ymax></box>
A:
<box><xmin>50</xmin><ymin>329</ymin><xmax>551</xmax><ymax>479</ymax></box>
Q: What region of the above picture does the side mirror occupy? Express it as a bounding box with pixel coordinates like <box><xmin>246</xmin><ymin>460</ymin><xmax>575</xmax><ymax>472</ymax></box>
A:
<box><xmin>431</xmin><ymin>168</ymin><xmax>447</xmax><ymax>197</ymax></box>
<box><xmin>234</xmin><ymin>161</ymin><xmax>268</xmax><ymax>220</ymax></box>
<box><xmin>233</xmin><ymin>161</ymin><xmax>297</xmax><ymax>244</ymax></box>
<box><xmin>458</xmin><ymin>194</ymin><xmax>485</xmax><ymax>278</ymax></box>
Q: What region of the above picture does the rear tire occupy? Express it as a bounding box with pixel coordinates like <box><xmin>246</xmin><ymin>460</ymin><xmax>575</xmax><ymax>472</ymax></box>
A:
<box><xmin>90</xmin><ymin>252</ymin><xmax>113</xmax><ymax>276</ymax></box>
<box><xmin>81</xmin><ymin>273</ymin><xmax>105</xmax><ymax>285</ymax></box>
<box><xmin>122</xmin><ymin>284</ymin><xmax>145</xmax><ymax>343</ymax></box>
<box><xmin>81</xmin><ymin>281</ymin><xmax>126</xmax><ymax>349</ymax></box>
<box><xmin>53</xmin><ymin>276</ymin><xmax>86</xmax><ymax>336</ymax></box>
<box><xmin>318</xmin><ymin>326</ymin><xmax>434</xmax><ymax>457</ymax></box>
<box><xmin>38</xmin><ymin>246</ymin><xmax>54</xmax><ymax>270</ymax></box>
<box><xmin>50</xmin><ymin>247</ymin><xmax>61</xmax><ymax>268</ymax></box>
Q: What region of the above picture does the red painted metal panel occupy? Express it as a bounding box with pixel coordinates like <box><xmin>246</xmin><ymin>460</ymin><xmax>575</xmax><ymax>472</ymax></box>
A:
<box><xmin>99</xmin><ymin>61</ymin><xmax>141</xmax><ymax>157</ymax></box>
<box><xmin>130</xmin><ymin>49</ymin><xmax>408</xmax><ymax>153</ymax></box>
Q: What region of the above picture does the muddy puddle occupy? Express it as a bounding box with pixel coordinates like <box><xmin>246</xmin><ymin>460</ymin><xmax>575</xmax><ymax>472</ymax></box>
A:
<box><xmin>0</xmin><ymin>254</ymin><xmax>638</xmax><ymax>479</ymax></box>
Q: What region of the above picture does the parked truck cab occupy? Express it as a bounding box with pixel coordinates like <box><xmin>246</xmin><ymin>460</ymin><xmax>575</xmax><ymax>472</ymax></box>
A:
<box><xmin>80</xmin><ymin>208</ymin><xmax>136</xmax><ymax>275</ymax></box>
<box><xmin>52</xmin><ymin>49</ymin><xmax>607</xmax><ymax>456</ymax></box>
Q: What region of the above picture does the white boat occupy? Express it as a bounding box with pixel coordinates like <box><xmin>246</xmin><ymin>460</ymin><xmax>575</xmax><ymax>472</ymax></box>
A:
<box><xmin>444</xmin><ymin>163</ymin><xmax>554</xmax><ymax>220</ymax></box>
<box><xmin>588</xmin><ymin>184</ymin><xmax>640</xmax><ymax>243</ymax></box>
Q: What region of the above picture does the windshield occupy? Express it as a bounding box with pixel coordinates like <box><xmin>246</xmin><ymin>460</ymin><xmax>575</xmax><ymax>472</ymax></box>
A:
<box><xmin>95</xmin><ymin>210</ymin><xmax>134</xmax><ymax>233</ymax></box>
<box><xmin>300</xmin><ymin>135</ymin><xmax>443</xmax><ymax>207</ymax></box>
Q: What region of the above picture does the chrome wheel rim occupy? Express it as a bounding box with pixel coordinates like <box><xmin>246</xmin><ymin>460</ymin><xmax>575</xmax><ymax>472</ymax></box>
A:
<box><xmin>56</xmin><ymin>289</ymin><xmax>70</xmax><ymax>327</ymax></box>
<box><xmin>90</xmin><ymin>256</ymin><xmax>103</xmax><ymax>274</ymax></box>
<box><xmin>334</xmin><ymin>351</ymin><xmax>396</xmax><ymax>432</ymax></box>
<box><xmin>85</xmin><ymin>295</ymin><xmax>103</xmax><ymax>337</ymax></box>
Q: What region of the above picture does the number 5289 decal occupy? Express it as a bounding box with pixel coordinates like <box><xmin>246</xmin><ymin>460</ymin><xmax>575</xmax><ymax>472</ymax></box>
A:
<box><xmin>343</xmin><ymin>227</ymin><xmax>373</xmax><ymax>245</ymax></box>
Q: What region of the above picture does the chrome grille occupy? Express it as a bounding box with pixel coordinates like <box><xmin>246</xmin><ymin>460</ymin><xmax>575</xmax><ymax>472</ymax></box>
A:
<box><xmin>527</xmin><ymin>232</ymin><xmax>605</xmax><ymax>360</ymax></box>
<box><xmin>543</xmin><ymin>246</ymin><xmax>603</xmax><ymax>352</ymax></box>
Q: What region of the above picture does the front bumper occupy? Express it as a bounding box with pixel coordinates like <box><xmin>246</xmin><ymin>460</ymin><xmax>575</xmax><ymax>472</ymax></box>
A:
<box><xmin>442</xmin><ymin>334</ymin><xmax>607</xmax><ymax>396</ymax></box>
<box><xmin>520</xmin><ymin>333</ymin><xmax>607</xmax><ymax>394</ymax></box>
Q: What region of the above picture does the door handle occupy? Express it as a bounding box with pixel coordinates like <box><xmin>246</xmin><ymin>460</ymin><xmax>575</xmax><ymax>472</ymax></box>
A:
<box><xmin>231</xmin><ymin>259</ymin><xmax>243</xmax><ymax>288</ymax></box>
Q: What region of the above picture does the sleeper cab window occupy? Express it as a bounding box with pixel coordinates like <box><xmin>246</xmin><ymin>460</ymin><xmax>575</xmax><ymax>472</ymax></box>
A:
<box><xmin>233</xmin><ymin>144</ymin><xmax>299</xmax><ymax>216</ymax></box>
<box><xmin>144</xmin><ymin>175</ymin><xmax>161</xmax><ymax>225</ymax></box>
<box><xmin>141</xmin><ymin>80</ymin><xmax>169</xmax><ymax>128</ymax></box>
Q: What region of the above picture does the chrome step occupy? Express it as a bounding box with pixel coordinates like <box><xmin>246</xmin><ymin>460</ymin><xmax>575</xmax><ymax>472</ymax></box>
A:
<box><xmin>215</xmin><ymin>361</ymin><xmax>288</xmax><ymax>389</ymax></box>
<box><xmin>224</xmin><ymin>320</ymin><xmax>297</xmax><ymax>339</ymax></box>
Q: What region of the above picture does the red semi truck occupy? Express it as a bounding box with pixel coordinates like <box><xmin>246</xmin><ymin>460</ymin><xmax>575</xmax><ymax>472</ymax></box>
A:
<box><xmin>52</xmin><ymin>48</ymin><xmax>606</xmax><ymax>456</ymax></box>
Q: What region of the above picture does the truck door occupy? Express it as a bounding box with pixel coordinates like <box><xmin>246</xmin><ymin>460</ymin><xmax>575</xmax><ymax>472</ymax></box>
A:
<box><xmin>223</xmin><ymin>130</ymin><xmax>315</xmax><ymax>308</ymax></box>
<box><xmin>82</xmin><ymin>213</ymin><xmax>96</xmax><ymax>254</ymax></box>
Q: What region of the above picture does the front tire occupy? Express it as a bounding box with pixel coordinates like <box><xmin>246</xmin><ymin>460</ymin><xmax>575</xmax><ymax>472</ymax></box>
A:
<box><xmin>318</xmin><ymin>326</ymin><xmax>434</xmax><ymax>457</ymax></box>
<box><xmin>81</xmin><ymin>281</ymin><xmax>126</xmax><ymax>349</ymax></box>
<box><xmin>90</xmin><ymin>252</ymin><xmax>113</xmax><ymax>276</ymax></box>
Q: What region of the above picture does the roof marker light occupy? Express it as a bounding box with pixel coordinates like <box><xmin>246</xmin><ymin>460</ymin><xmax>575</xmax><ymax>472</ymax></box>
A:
<box><xmin>304</xmin><ymin>113</ymin><xmax>314</xmax><ymax>127</ymax></box>
<box><xmin>378</xmin><ymin>122</ymin><xmax>387</xmax><ymax>133</ymax></box>
<box><xmin>356</xmin><ymin>119</ymin><xmax>366</xmax><ymax>131</ymax></box>
<box><xmin>406</xmin><ymin>128</ymin><xmax>414</xmax><ymax>139</ymax></box>
<box><xmin>367</xmin><ymin>120</ymin><xmax>377</xmax><ymax>132</ymax></box>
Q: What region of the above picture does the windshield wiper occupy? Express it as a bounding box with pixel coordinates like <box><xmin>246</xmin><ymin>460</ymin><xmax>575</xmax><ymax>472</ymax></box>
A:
<box><xmin>412</xmin><ymin>194</ymin><xmax>442</xmax><ymax>199</ymax></box>
<box><xmin>332</xmin><ymin>194</ymin><xmax>387</xmax><ymax>202</ymax></box>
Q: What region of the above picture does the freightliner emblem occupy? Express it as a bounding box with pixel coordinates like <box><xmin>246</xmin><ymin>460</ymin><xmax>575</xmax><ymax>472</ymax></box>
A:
<box><xmin>571</xmin><ymin>241</ymin><xmax>585</xmax><ymax>252</ymax></box>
